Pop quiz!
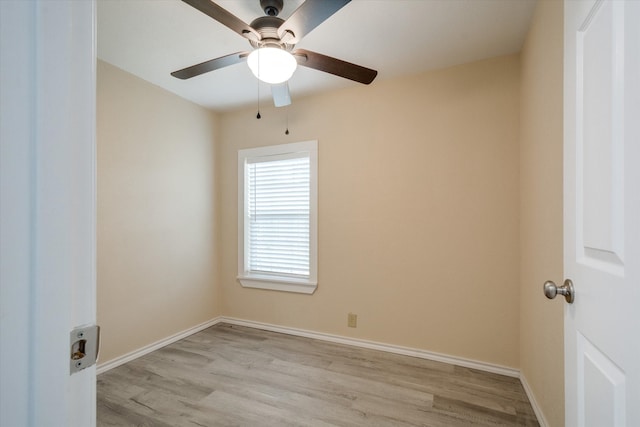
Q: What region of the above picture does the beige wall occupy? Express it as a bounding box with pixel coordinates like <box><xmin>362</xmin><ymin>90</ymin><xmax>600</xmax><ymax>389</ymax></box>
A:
<box><xmin>219</xmin><ymin>55</ymin><xmax>521</xmax><ymax>368</ymax></box>
<box><xmin>519</xmin><ymin>1</ymin><xmax>565</xmax><ymax>426</ymax></box>
<box><xmin>97</xmin><ymin>60</ymin><xmax>220</xmax><ymax>364</ymax></box>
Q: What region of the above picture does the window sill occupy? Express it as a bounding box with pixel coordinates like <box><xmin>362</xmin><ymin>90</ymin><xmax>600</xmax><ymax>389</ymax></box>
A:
<box><xmin>237</xmin><ymin>275</ymin><xmax>317</xmax><ymax>294</ymax></box>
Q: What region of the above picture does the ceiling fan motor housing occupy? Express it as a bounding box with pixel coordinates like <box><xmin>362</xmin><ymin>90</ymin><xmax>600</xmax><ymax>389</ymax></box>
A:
<box><xmin>249</xmin><ymin>16</ymin><xmax>294</xmax><ymax>51</ymax></box>
<box><xmin>260</xmin><ymin>0</ymin><xmax>283</xmax><ymax>17</ymax></box>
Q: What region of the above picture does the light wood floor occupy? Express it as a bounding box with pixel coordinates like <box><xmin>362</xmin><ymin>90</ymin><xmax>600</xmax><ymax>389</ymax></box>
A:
<box><xmin>97</xmin><ymin>324</ymin><xmax>539</xmax><ymax>426</ymax></box>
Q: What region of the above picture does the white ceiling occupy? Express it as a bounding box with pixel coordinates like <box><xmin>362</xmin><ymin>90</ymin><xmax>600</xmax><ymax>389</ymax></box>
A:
<box><xmin>97</xmin><ymin>0</ymin><xmax>537</xmax><ymax>112</ymax></box>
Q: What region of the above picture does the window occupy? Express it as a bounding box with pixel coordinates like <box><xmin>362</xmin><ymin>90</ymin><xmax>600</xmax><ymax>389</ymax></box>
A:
<box><xmin>238</xmin><ymin>140</ymin><xmax>317</xmax><ymax>294</ymax></box>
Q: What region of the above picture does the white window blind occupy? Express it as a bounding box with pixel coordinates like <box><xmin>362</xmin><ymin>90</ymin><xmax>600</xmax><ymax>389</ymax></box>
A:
<box><xmin>238</xmin><ymin>140</ymin><xmax>317</xmax><ymax>294</ymax></box>
<box><xmin>246</xmin><ymin>153</ymin><xmax>310</xmax><ymax>278</ymax></box>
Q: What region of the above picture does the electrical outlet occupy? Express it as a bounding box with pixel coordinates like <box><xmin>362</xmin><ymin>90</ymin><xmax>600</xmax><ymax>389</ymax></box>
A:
<box><xmin>348</xmin><ymin>313</ymin><xmax>357</xmax><ymax>328</ymax></box>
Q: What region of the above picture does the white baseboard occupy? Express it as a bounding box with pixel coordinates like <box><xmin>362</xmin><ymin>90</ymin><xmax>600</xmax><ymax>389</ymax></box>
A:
<box><xmin>220</xmin><ymin>316</ymin><xmax>520</xmax><ymax>378</ymax></box>
<box><xmin>96</xmin><ymin>315</ymin><xmax>545</xmax><ymax>427</ymax></box>
<box><xmin>520</xmin><ymin>373</ymin><xmax>549</xmax><ymax>427</ymax></box>
<box><xmin>96</xmin><ymin>317</ymin><xmax>222</xmax><ymax>375</ymax></box>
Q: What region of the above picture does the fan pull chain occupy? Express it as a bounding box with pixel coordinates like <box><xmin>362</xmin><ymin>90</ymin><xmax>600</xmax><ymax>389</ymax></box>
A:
<box><xmin>256</xmin><ymin>54</ymin><xmax>261</xmax><ymax>119</ymax></box>
<box><xmin>256</xmin><ymin>84</ymin><xmax>261</xmax><ymax>119</ymax></box>
<box><xmin>285</xmin><ymin>108</ymin><xmax>289</xmax><ymax>135</ymax></box>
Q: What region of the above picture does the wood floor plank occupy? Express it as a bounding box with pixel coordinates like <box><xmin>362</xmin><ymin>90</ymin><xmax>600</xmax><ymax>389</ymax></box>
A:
<box><xmin>97</xmin><ymin>323</ymin><xmax>539</xmax><ymax>426</ymax></box>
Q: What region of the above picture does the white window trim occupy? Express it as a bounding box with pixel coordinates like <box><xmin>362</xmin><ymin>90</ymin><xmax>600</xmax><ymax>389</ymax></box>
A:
<box><xmin>237</xmin><ymin>140</ymin><xmax>318</xmax><ymax>294</ymax></box>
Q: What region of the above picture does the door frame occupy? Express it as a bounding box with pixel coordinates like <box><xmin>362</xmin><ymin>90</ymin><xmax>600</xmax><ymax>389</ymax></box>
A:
<box><xmin>0</xmin><ymin>1</ymin><xmax>97</xmax><ymax>426</ymax></box>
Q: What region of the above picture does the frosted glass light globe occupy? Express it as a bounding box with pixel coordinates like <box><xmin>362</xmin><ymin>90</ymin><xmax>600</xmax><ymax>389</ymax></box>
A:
<box><xmin>247</xmin><ymin>47</ymin><xmax>297</xmax><ymax>84</ymax></box>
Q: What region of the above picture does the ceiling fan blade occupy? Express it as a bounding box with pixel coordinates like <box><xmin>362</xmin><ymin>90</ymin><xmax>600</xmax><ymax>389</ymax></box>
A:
<box><xmin>271</xmin><ymin>82</ymin><xmax>291</xmax><ymax>107</ymax></box>
<box><xmin>181</xmin><ymin>0</ymin><xmax>260</xmax><ymax>41</ymax></box>
<box><xmin>293</xmin><ymin>49</ymin><xmax>377</xmax><ymax>85</ymax></box>
<box><xmin>171</xmin><ymin>51</ymin><xmax>248</xmax><ymax>79</ymax></box>
<box><xmin>278</xmin><ymin>0</ymin><xmax>351</xmax><ymax>44</ymax></box>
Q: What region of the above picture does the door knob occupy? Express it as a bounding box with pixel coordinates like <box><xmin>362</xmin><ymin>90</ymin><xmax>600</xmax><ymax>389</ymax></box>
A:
<box><xmin>543</xmin><ymin>279</ymin><xmax>575</xmax><ymax>304</ymax></box>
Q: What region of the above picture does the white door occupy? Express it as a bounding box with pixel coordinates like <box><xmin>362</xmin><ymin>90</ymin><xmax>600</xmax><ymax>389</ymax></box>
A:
<box><xmin>0</xmin><ymin>1</ymin><xmax>97</xmax><ymax>426</ymax></box>
<box><xmin>563</xmin><ymin>0</ymin><xmax>640</xmax><ymax>426</ymax></box>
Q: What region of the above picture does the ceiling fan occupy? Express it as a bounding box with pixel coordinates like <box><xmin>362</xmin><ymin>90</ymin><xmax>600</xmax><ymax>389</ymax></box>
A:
<box><xmin>171</xmin><ymin>0</ymin><xmax>378</xmax><ymax>107</ymax></box>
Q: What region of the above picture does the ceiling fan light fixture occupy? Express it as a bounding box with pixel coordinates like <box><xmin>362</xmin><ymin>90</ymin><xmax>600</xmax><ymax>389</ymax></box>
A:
<box><xmin>247</xmin><ymin>47</ymin><xmax>297</xmax><ymax>84</ymax></box>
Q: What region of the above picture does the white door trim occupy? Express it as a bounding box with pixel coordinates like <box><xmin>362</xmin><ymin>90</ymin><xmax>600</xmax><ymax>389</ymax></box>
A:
<box><xmin>0</xmin><ymin>1</ymin><xmax>97</xmax><ymax>426</ymax></box>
